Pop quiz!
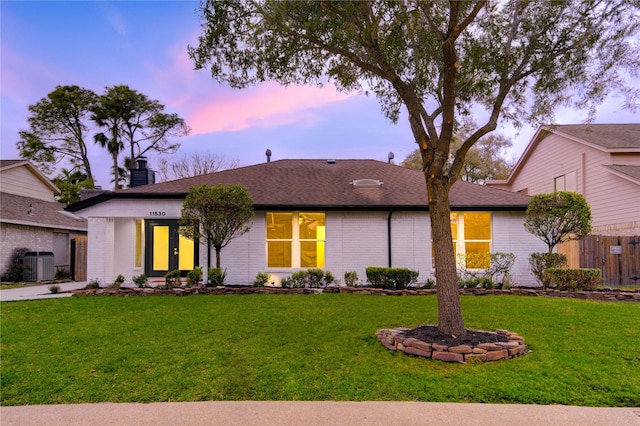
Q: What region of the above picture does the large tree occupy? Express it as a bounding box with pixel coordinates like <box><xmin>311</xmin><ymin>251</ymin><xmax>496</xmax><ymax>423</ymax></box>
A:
<box><xmin>190</xmin><ymin>0</ymin><xmax>640</xmax><ymax>335</ymax></box>
<box><xmin>17</xmin><ymin>85</ymin><xmax>98</xmax><ymax>182</ymax></box>
<box><xmin>92</xmin><ymin>85</ymin><xmax>190</xmax><ymax>189</ymax></box>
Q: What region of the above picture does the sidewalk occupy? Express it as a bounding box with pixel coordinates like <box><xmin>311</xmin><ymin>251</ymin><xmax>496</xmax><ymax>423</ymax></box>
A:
<box><xmin>0</xmin><ymin>281</ymin><xmax>88</xmax><ymax>302</ymax></box>
<box><xmin>1</xmin><ymin>401</ymin><xmax>639</xmax><ymax>426</ymax></box>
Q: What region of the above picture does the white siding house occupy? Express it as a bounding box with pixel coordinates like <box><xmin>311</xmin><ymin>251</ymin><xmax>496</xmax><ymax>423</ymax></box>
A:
<box><xmin>68</xmin><ymin>159</ymin><xmax>546</xmax><ymax>287</ymax></box>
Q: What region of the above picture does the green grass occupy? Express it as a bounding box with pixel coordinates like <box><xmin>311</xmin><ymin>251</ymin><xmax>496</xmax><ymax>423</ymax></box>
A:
<box><xmin>1</xmin><ymin>294</ymin><xmax>639</xmax><ymax>406</ymax></box>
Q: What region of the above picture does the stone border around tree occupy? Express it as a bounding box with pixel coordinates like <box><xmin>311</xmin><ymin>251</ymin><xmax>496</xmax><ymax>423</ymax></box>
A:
<box><xmin>376</xmin><ymin>327</ymin><xmax>527</xmax><ymax>364</ymax></box>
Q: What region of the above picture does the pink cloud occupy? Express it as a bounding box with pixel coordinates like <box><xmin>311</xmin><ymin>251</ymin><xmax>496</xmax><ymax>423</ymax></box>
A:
<box><xmin>187</xmin><ymin>83</ymin><xmax>355</xmax><ymax>135</ymax></box>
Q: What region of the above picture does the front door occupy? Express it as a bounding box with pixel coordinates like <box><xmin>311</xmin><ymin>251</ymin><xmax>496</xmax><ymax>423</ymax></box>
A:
<box><xmin>145</xmin><ymin>220</ymin><xmax>198</xmax><ymax>277</ymax></box>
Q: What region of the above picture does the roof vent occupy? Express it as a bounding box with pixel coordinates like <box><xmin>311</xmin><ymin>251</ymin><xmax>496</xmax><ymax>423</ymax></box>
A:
<box><xmin>351</xmin><ymin>179</ymin><xmax>383</xmax><ymax>188</ymax></box>
<box><xmin>327</xmin><ymin>159</ymin><xmax>336</xmax><ymax>164</ymax></box>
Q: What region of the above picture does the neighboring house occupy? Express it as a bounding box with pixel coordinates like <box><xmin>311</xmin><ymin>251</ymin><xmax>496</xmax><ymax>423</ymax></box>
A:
<box><xmin>0</xmin><ymin>160</ymin><xmax>88</xmax><ymax>281</ymax></box>
<box><xmin>487</xmin><ymin>124</ymin><xmax>640</xmax><ymax>236</ymax></box>
<box><xmin>486</xmin><ymin>124</ymin><xmax>640</xmax><ymax>285</ymax></box>
<box><xmin>67</xmin><ymin>158</ymin><xmax>546</xmax><ymax>287</ymax></box>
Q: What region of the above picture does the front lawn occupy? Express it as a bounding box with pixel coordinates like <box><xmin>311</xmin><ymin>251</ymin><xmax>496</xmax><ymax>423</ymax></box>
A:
<box><xmin>1</xmin><ymin>294</ymin><xmax>638</xmax><ymax>406</ymax></box>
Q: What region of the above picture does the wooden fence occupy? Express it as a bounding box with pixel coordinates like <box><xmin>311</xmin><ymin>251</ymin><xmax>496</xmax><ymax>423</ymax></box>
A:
<box><xmin>579</xmin><ymin>235</ymin><xmax>640</xmax><ymax>287</ymax></box>
<box><xmin>72</xmin><ymin>236</ymin><xmax>88</xmax><ymax>282</ymax></box>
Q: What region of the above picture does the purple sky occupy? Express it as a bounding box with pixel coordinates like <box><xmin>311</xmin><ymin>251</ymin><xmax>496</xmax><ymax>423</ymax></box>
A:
<box><xmin>2</xmin><ymin>1</ymin><xmax>638</xmax><ymax>189</ymax></box>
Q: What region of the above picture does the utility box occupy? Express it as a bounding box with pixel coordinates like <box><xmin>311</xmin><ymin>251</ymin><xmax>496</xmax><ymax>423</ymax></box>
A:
<box><xmin>22</xmin><ymin>252</ymin><xmax>55</xmax><ymax>282</ymax></box>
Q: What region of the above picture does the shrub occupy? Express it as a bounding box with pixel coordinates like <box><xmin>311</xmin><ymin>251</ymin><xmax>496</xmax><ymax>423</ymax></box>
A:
<box><xmin>459</xmin><ymin>276</ymin><xmax>494</xmax><ymax>289</ymax></box>
<box><xmin>132</xmin><ymin>274</ymin><xmax>148</xmax><ymax>288</ymax></box>
<box><xmin>344</xmin><ymin>271</ymin><xmax>359</xmax><ymax>287</ymax></box>
<box><xmin>55</xmin><ymin>267</ymin><xmax>70</xmax><ymax>281</ymax></box>
<box><xmin>544</xmin><ymin>268</ymin><xmax>602</xmax><ymax>291</ymax></box>
<box><xmin>207</xmin><ymin>268</ymin><xmax>227</xmax><ymax>287</ymax></box>
<box><xmin>2</xmin><ymin>247</ymin><xmax>30</xmax><ymax>282</ymax></box>
<box><xmin>48</xmin><ymin>284</ymin><xmax>60</xmax><ymax>294</ymax></box>
<box><xmin>187</xmin><ymin>267</ymin><xmax>203</xmax><ymax>287</ymax></box>
<box><xmin>85</xmin><ymin>279</ymin><xmax>101</xmax><ymax>289</ymax></box>
<box><xmin>112</xmin><ymin>274</ymin><xmax>125</xmax><ymax>286</ymax></box>
<box><xmin>280</xmin><ymin>269</ymin><xmax>335</xmax><ymax>288</ymax></box>
<box><xmin>457</xmin><ymin>252</ymin><xmax>515</xmax><ymax>288</ymax></box>
<box><xmin>423</xmin><ymin>278</ymin><xmax>436</xmax><ymax>289</ymax></box>
<box><xmin>530</xmin><ymin>252</ymin><xmax>567</xmax><ymax>288</ymax></box>
<box><xmin>253</xmin><ymin>272</ymin><xmax>270</xmax><ymax>287</ymax></box>
<box><xmin>365</xmin><ymin>267</ymin><xmax>419</xmax><ymax>290</ymax></box>
<box><xmin>164</xmin><ymin>269</ymin><xmax>181</xmax><ymax>289</ymax></box>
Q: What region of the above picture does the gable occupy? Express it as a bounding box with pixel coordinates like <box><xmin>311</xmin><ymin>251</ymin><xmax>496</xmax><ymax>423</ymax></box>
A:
<box><xmin>0</xmin><ymin>161</ymin><xmax>59</xmax><ymax>201</ymax></box>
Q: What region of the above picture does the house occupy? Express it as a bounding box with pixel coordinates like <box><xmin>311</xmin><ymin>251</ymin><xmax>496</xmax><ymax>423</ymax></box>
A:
<box><xmin>487</xmin><ymin>124</ymin><xmax>640</xmax><ymax>236</ymax></box>
<box><xmin>66</xmin><ymin>158</ymin><xmax>546</xmax><ymax>287</ymax></box>
<box><xmin>486</xmin><ymin>124</ymin><xmax>640</xmax><ymax>285</ymax></box>
<box><xmin>0</xmin><ymin>160</ymin><xmax>88</xmax><ymax>281</ymax></box>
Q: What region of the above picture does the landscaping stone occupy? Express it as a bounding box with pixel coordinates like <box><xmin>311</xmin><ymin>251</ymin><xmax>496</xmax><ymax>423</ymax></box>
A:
<box><xmin>432</xmin><ymin>351</ymin><xmax>465</xmax><ymax>364</ymax></box>
<box><xmin>374</xmin><ymin>327</ymin><xmax>528</xmax><ymax>364</ymax></box>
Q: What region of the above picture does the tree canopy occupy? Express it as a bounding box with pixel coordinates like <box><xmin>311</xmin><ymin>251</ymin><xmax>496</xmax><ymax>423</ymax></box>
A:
<box><xmin>525</xmin><ymin>191</ymin><xmax>592</xmax><ymax>254</ymax></box>
<box><xmin>402</xmin><ymin>132</ymin><xmax>514</xmax><ymax>183</ymax></box>
<box><xmin>179</xmin><ymin>184</ymin><xmax>254</xmax><ymax>269</ymax></box>
<box><xmin>18</xmin><ymin>84</ymin><xmax>189</xmax><ymax>193</ymax></box>
<box><xmin>156</xmin><ymin>152</ymin><xmax>239</xmax><ymax>182</ymax></box>
<box><xmin>190</xmin><ymin>0</ymin><xmax>639</xmax><ymax>335</ymax></box>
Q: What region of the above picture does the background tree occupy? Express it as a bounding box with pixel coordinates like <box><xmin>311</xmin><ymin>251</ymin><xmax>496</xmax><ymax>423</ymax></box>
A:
<box><xmin>179</xmin><ymin>184</ymin><xmax>254</xmax><ymax>272</ymax></box>
<box><xmin>525</xmin><ymin>191</ymin><xmax>592</xmax><ymax>254</ymax></box>
<box><xmin>92</xmin><ymin>85</ymin><xmax>190</xmax><ymax>189</ymax></box>
<box><xmin>190</xmin><ymin>0</ymin><xmax>639</xmax><ymax>335</ymax></box>
<box><xmin>156</xmin><ymin>152</ymin><xmax>240</xmax><ymax>182</ymax></box>
<box><xmin>402</xmin><ymin>132</ymin><xmax>514</xmax><ymax>183</ymax></box>
<box><xmin>53</xmin><ymin>168</ymin><xmax>94</xmax><ymax>205</ymax></box>
<box><xmin>17</xmin><ymin>85</ymin><xmax>98</xmax><ymax>182</ymax></box>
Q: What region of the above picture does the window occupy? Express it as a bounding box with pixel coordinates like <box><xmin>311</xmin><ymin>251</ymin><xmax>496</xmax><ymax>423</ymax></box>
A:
<box><xmin>135</xmin><ymin>220</ymin><xmax>143</xmax><ymax>268</ymax></box>
<box><xmin>451</xmin><ymin>212</ymin><xmax>491</xmax><ymax>269</ymax></box>
<box><xmin>267</xmin><ymin>212</ymin><xmax>326</xmax><ymax>268</ymax></box>
<box><xmin>554</xmin><ymin>171</ymin><xmax>577</xmax><ymax>192</ymax></box>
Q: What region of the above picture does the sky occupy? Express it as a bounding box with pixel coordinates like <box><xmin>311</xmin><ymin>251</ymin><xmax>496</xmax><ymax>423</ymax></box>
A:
<box><xmin>1</xmin><ymin>1</ymin><xmax>638</xmax><ymax>189</ymax></box>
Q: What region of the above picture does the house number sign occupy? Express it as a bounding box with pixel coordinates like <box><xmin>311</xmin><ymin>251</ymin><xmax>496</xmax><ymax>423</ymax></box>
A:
<box><xmin>149</xmin><ymin>211</ymin><xmax>166</xmax><ymax>217</ymax></box>
<box><xmin>610</xmin><ymin>245</ymin><xmax>622</xmax><ymax>255</ymax></box>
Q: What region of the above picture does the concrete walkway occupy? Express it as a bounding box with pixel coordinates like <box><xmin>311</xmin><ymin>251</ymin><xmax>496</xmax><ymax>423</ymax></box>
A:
<box><xmin>1</xmin><ymin>401</ymin><xmax>639</xmax><ymax>426</ymax></box>
<box><xmin>0</xmin><ymin>281</ymin><xmax>88</xmax><ymax>302</ymax></box>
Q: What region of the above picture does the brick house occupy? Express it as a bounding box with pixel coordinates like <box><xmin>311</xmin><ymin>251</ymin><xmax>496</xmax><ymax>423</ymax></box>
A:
<box><xmin>67</xmin><ymin>158</ymin><xmax>546</xmax><ymax>287</ymax></box>
<box><xmin>0</xmin><ymin>160</ymin><xmax>88</xmax><ymax>280</ymax></box>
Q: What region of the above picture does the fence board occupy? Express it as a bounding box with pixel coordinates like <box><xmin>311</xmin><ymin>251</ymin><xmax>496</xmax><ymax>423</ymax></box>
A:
<box><xmin>580</xmin><ymin>235</ymin><xmax>640</xmax><ymax>287</ymax></box>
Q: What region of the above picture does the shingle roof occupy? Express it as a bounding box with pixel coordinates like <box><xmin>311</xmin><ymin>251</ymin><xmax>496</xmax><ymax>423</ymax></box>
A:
<box><xmin>0</xmin><ymin>160</ymin><xmax>29</xmax><ymax>169</ymax></box>
<box><xmin>604</xmin><ymin>165</ymin><xmax>640</xmax><ymax>184</ymax></box>
<box><xmin>68</xmin><ymin>159</ymin><xmax>530</xmax><ymax>212</ymax></box>
<box><xmin>548</xmin><ymin>124</ymin><xmax>640</xmax><ymax>150</ymax></box>
<box><xmin>1</xmin><ymin>192</ymin><xmax>87</xmax><ymax>231</ymax></box>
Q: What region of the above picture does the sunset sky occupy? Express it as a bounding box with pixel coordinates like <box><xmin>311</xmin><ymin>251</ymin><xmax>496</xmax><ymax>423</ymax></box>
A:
<box><xmin>2</xmin><ymin>1</ymin><xmax>638</xmax><ymax>189</ymax></box>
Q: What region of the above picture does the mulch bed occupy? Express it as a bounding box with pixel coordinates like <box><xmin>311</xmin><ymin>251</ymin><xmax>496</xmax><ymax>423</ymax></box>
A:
<box><xmin>403</xmin><ymin>325</ymin><xmax>509</xmax><ymax>346</ymax></box>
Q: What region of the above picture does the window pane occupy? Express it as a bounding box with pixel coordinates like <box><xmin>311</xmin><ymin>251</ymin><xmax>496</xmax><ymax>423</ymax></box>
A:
<box><xmin>268</xmin><ymin>241</ymin><xmax>291</xmax><ymax>267</ymax></box>
<box><xmin>153</xmin><ymin>226</ymin><xmax>169</xmax><ymax>270</ymax></box>
<box><xmin>300</xmin><ymin>241</ymin><xmax>324</xmax><ymax>268</ymax></box>
<box><xmin>450</xmin><ymin>214</ymin><xmax>458</xmax><ymax>242</ymax></box>
<box><xmin>464</xmin><ymin>213</ymin><xmax>491</xmax><ymax>240</ymax></box>
<box><xmin>465</xmin><ymin>242</ymin><xmax>491</xmax><ymax>268</ymax></box>
<box><xmin>135</xmin><ymin>220</ymin><xmax>143</xmax><ymax>268</ymax></box>
<box><xmin>299</xmin><ymin>213</ymin><xmax>325</xmax><ymax>239</ymax></box>
<box><xmin>267</xmin><ymin>213</ymin><xmax>292</xmax><ymax>239</ymax></box>
<box><xmin>178</xmin><ymin>230</ymin><xmax>194</xmax><ymax>271</ymax></box>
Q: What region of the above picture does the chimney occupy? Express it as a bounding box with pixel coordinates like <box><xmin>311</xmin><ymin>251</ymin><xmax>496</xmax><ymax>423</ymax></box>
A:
<box><xmin>129</xmin><ymin>157</ymin><xmax>155</xmax><ymax>188</ymax></box>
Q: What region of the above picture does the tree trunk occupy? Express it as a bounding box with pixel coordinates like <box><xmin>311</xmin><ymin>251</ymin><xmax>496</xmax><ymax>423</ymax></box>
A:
<box><xmin>427</xmin><ymin>176</ymin><xmax>466</xmax><ymax>336</ymax></box>
<box><xmin>215</xmin><ymin>247</ymin><xmax>221</xmax><ymax>269</ymax></box>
